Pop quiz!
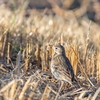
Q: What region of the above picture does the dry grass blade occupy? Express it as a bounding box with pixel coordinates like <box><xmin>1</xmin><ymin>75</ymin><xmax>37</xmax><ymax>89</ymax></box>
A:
<box><xmin>78</xmin><ymin>61</ymin><xmax>94</xmax><ymax>86</ymax></box>
<box><xmin>19</xmin><ymin>75</ymin><xmax>33</xmax><ymax>100</ymax></box>
<box><xmin>35</xmin><ymin>44</ymin><xmax>41</xmax><ymax>68</ymax></box>
<box><xmin>78</xmin><ymin>91</ymin><xmax>89</xmax><ymax>99</ymax></box>
<box><xmin>16</xmin><ymin>51</ymin><xmax>21</xmax><ymax>77</ymax></box>
<box><xmin>7</xmin><ymin>42</ymin><xmax>10</xmax><ymax>64</ymax></box>
<box><xmin>24</xmin><ymin>57</ymin><xmax>30</xmax><ymax>71</ymax></box>
<box><xmin>91</xmin><ymin>53</ymin><xmax>95</xmax><ymax>77</ymax></box>
<box><xmin>46</xmin><ymin>50</ymin><xmax>49</xmax><ymax>68</ymax></box>
<box><xmin>67</xmin><ymin>43</ymin><xmax>93</xmax><ymax>86</ymax></box>
<box><xmin>84</xmin><ymin>21</ymin><xmax>91</xmax><ymax>72</ymax></box>
<box><xmin>96</xmin><ymin>51</ymin><xmax>100</xmax><ymax>85</ymax></box>
<box><xmin>59</xmin><ymin>88</ymin><xmax>83</xmax><ymax>98</ymax></box>
<box><xmin>42</xmin><ymin>47</ymin><xmax>46</xmax><ymax>71</ymax></box>
<box><xmin>67</xmin><ymin>43</ymin><xmax>94</xmax><ymax>86</ymax></box>
<box><xmin>1</xmin><ymin>29</ymin><xmax>8</xmax><ymax>57</ymax></box>
<box><xmin>48</xmin><ymin>86</ymin><xmax>57</xmax><ymax>95</ymax></box>
<box><xmin>0</xmin><ymin>79</ymin><xmax>21</xmax><ymax>93</ymax></box>
<box><xmin>91</xmin><ymin>87</ymin><xmax>100</xmax><ymax>100</ymax></box>
<box><xmin>55</xmin><ymin>81</ymin><xmax>64</xmax><ymax>100</ymax></box>
<box><xmin>9</xmin><ymin>82</ymin><xmax>17</xmax><ymax>99</ymax></box>
<box><xmin>28</xmin><ymin>80</ymin><xmax>39</xmax><ymax>100</ymax></box>
<box><xmin>67</xmin><ymin>45</ymin><xmax>78</xmax><ymax>75</ymax></box>
<box><xmin>41</xmin><ymin>85</ymin><xmax>51</xmax><ymax>100</ymax></box>
<box><xmin>59</xmin><ymin>33</ymin><xmax>64</xmax><ymax>46</ymax></box>
<box><xmin>0</xmin><ymin>64</ymin><xmax>8</xmax><ymax>72</ymax></box>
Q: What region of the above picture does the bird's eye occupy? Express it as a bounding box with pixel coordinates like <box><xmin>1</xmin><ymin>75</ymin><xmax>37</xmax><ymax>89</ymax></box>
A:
<box><xmin>55</xmin><ymin>48</ymin><xmax>57</xmax><ymax>49</ymax></box>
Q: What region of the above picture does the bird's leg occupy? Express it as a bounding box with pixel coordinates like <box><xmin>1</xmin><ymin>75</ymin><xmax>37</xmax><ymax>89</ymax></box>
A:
<box><xmin>55</xmin><ymin>81</ymin><xmax>64</xmax><ymax>100</ymax></box>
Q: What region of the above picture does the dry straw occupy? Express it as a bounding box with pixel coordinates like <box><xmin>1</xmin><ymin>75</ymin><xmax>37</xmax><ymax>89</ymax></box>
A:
<box><xmin>19</xmin><ymin>76</ymin><xmax>33</xmax><ymax>99</ymax></box>
<box><xmin>41</xmin><ymin>85</ymin><xmax>51</xmax><ymax>100</ymax></box>
<box><xmin>66</xmin><ymin>45</ymin><xmax>78</xmax><ymax>75</ymax></box>
<box><xmin>96</xmin><ymin>51</ymin><xmax>100</xmax><ymax>85</ymax></box>
<box><xmin>0</xmin><ymin>1</ymin><xmax>100</xmax><ymax>100</ymax></box>
<box><xmin>35</xmin><ymin>44</ymin><xmax>41</xmax><ymax>68</ymax></box>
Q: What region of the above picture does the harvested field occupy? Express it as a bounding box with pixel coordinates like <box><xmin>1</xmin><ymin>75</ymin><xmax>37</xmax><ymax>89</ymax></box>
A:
<box><xmin>0</xmin><ymin>0</ymin><xmax>100</xmax><ymax>100</ymax></box>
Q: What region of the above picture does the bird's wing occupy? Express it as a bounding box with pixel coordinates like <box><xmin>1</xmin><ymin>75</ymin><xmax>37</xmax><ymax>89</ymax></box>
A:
<box><xmin>64</xmin><ymin>56</ymin><xmax>75</xmax><ymax>81</ymax></box>
<box><xmin>53</xmin><ymin>55</ymin><xmax>73</xmax><ymax>81</ymax></box>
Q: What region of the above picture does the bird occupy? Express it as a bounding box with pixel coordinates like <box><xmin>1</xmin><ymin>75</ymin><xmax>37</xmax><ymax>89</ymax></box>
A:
<box><xmin>50</xmin><ymin>43</ymin><xmax>80</xmax><ymax>100</ymax></box>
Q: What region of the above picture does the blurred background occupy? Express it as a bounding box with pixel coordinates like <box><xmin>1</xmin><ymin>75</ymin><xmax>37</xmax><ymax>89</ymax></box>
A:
<box><xmin>0</xmin><ymin>0</ymin><xmax>100</xmax><ymax>24</ymax></box>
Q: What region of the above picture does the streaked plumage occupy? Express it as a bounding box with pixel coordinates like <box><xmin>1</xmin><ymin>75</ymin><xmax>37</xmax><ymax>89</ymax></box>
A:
<box><xmin>50</xmin><ymin>44</ymin><xmax>79</xmax><ymax>87</ymax></box>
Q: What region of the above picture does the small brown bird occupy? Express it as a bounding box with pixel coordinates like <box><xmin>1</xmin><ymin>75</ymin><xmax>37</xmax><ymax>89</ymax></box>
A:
<box><xmin>50</xmin><ymin>43</ymin><xmax>79</xmax><ymax>87</ymax></box>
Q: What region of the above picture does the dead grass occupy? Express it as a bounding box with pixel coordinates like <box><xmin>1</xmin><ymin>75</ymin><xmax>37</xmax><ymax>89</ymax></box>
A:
<box><xmin>0</xmin><ymin>1</ymin><xmax>100</xmax><ymax>100</ymax></box>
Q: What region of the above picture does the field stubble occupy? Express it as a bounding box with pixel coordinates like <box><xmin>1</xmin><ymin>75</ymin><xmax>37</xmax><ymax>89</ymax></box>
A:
<box><xmin>0</xmin><ymin>5</ymin><xmax>100</xmax><ymax>100</ymax></box>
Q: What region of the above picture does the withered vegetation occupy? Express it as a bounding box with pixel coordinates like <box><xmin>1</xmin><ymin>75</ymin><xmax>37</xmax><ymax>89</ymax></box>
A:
<box><xmin>0</xmin><ymin>0</ymin><xmax>100</xmax><ymax>100</ymax></box>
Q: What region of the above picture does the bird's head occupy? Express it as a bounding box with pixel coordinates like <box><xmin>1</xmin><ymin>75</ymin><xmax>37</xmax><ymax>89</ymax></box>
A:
<box><xmin>53</xmin><ymin>44</ymin><xmax>65</xmax><ymax>55</ymax></box>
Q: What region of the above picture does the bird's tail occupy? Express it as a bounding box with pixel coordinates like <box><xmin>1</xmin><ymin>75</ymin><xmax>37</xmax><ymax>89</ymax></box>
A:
<box><xmin>72</xmin><ymin>79</ymin><xmax>80</xmax><ymax>89</ymax></box>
